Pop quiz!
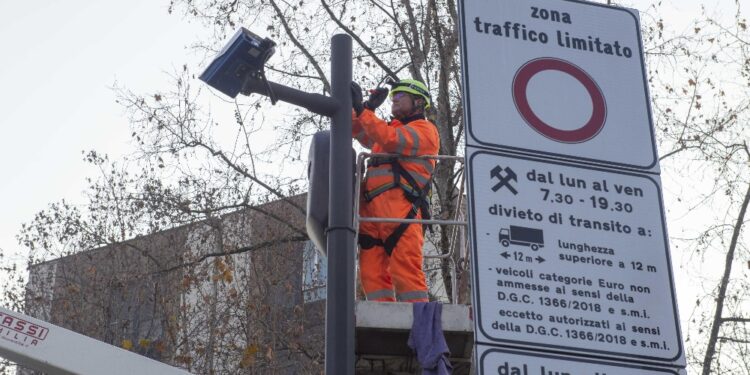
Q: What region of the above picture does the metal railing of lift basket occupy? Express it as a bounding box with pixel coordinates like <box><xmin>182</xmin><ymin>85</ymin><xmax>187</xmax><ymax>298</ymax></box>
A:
<box><xmin>353</xmin><ymin>152</ymin><xmax>467</xmax><ymax>304</ymax></box>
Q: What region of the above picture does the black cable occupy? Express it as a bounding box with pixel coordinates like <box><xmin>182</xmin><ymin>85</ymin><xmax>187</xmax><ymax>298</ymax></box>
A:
<box><xmin>377</xmin><ymin>73</ymin><xmax>399</xmax><ymax>88</ymax></box>
<box><xmin>259</xmin><ymin>69</ymin><xmax>278</xmax><ymax>105</ymax></box>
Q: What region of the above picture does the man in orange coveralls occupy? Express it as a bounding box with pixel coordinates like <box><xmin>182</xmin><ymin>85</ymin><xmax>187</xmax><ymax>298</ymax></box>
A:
<box><xmin>350</xmin><ymin>78</ymin><xmax>440</xmax><ymax>302</ymax></box>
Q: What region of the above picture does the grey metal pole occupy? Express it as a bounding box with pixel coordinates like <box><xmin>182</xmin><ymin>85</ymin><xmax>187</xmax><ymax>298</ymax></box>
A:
<box><xmin>241</xmin><ymin>77</ymin><xmax>339</xmax><ymax>117</ymax></box>
<box><xmin>325</xmin><ymin>34</ymin><xmax>354</xmax><ymax>374</ymax></box>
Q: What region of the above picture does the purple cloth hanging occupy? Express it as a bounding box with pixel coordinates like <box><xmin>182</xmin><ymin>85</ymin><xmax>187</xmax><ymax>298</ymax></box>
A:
<box><xmin>408</xmin><ymin>302</ymin><xmax>452</xmax><ymax>375</ymax></box>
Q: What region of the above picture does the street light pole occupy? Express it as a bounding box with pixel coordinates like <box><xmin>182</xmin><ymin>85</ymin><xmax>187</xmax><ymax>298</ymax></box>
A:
<box><xmin>325</xmin><ymin>33</ymin><xmax>355</xmax><ymax>375</ymax></box>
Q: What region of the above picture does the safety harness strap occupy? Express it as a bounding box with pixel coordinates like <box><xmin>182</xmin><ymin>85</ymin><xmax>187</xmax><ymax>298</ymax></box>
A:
<box><xmin>358</xmin><ymin>160</ymin><xmax>433</xmax><ymax>256</ymax></box>
<box><xmin>392</xmin><ymin>162</ymin><xmax>431</xmax><ymax>214</ymax></box>
<box><xmin>358</xmin><ymin>233</ymin><xmax>384</xmax><ymax>250</ymax></box>
<box><xmin>381</xmin><ymin>205</ymin><xmax>420</xmax><ymax>256</ymax></box>
<box><xmin>358</xmin><ymin>207</ymin><xmax>416</xmax><ymax>256</ymax></box>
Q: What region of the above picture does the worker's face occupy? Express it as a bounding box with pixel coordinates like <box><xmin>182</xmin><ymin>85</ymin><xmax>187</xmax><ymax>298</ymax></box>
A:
<box><xmin>390</xmin><ymin>92</ymin><xmax>416</xmax><ymax>119</ymax></box>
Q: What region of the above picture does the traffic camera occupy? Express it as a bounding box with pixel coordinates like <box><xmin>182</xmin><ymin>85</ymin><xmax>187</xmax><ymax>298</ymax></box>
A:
<box><xmin>199</xmin><ymin>27</ymin><xmax>276</xmax><ymax>98</ymax></box>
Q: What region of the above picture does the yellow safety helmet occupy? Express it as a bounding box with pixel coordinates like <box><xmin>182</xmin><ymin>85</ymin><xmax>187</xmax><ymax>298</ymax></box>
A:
<box><xmin>389</xmin><ymin>79</ymin><xmax>431</xmax><ymax>109</ymax></box>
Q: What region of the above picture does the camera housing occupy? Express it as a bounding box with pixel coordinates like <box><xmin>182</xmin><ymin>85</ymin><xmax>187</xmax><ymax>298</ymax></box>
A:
<box><xmin>199</xmin><ymin>28</ymin><xmax>276</xmax><ymax>98</ymax></box>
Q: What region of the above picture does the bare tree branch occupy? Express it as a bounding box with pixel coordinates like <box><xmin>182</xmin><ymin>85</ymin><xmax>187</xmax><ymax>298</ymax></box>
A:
<box><xmin>156</xmin><ymin>235</ymin><xmax>307</xmax><ymax>275</ymax></box>
<box><xmin>268</xmin><ymin>0</ymin><xmax>331</xmax><ymax>93</ymax></box>
<box><xmin>320</xmin><ymin>0</ymin><xmax>396</xmax><ymax>79</ymax></box>
<box><xmin>702</xmin><ymin>175</ymin><xmax>750</xmax><ymax>375</ymax></box>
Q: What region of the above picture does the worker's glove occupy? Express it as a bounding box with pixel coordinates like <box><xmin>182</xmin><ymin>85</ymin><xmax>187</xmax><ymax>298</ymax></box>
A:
<box><xmin>364</xmin><ymin>87</ymin><xmax>389</xmax><ymax>111</ymax></box>
<box><xmin>351</xmin><ymin>82</ymin><xmax>365</xmax><ymax>116</ymax></box>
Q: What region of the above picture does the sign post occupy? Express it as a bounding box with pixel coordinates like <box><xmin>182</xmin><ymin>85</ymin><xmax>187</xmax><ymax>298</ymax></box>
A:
<box><xmin>458</xmin><ymin>0</ymin><xmax>686</xmax><ymax>372</ymax></box>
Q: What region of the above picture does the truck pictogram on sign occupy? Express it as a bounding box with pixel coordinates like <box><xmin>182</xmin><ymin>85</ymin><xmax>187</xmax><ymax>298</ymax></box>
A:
<box><xmin>499</xmin><ymin>225</ymin><xmax>545</xmax><ymax>251</ymax></box>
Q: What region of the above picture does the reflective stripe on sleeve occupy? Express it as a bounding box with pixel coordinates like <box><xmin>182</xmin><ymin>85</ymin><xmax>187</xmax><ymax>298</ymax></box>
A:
<box><xmin>395</xmin><ymin>128</ymin><xmax>407</xmax><ymax>155</ymax></box>
<box><xmin>354</xmin><ymin>129</ymin><xmax>374</xmax><ymax>148</ymax></box>
<box><xmin>403</xmin><ymin>126</ymin><xmax>420</xmax><ymax>156</ymax></box>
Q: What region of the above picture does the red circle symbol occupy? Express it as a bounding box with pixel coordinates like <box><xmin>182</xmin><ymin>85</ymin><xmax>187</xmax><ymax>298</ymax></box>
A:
<box><xmin>512</xmin><ymin>58</ymin><xmax>607</xmax><ymax>143</ymax></box>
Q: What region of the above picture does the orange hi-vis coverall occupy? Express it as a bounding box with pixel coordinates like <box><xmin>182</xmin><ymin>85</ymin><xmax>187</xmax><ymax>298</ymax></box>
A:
<box><xmin>352</xmin><ymin>108</ymin><xmax>440</xmax><ymax>302</ymax></box>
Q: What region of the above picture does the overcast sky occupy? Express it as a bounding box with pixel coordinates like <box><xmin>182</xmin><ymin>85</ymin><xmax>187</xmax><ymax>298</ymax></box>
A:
<box><xmin>0</xmin><ymin>0</ymin><xmax>209</xmax><ymax>266</ymax></box>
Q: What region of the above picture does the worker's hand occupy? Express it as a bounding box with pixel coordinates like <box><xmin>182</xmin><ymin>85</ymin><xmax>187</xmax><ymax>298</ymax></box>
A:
<box><xmin>364</xmin><ymin>87</ymin><xmax>389</xmax><ymax>111</ymax></box>
<box><xmin>351</xmin><ymin>82</ymin><xmax>365</xmax><ymax>116</ymax></box>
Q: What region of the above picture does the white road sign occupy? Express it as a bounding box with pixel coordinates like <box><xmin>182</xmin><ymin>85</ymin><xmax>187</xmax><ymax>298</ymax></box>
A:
<box><xmin>467</xmin><ymin>148</ymin><xmax>684</xmax><ymax>366</ymax></box>
<box><xmin>477</xmin><ymin>346</ymin><xmax>686</xmax><ymax>375</ymax></box>
<box><xmin>460</xmin><ymin>0</ymin><xmax>658</xmax><ymax>172</ymax></box>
